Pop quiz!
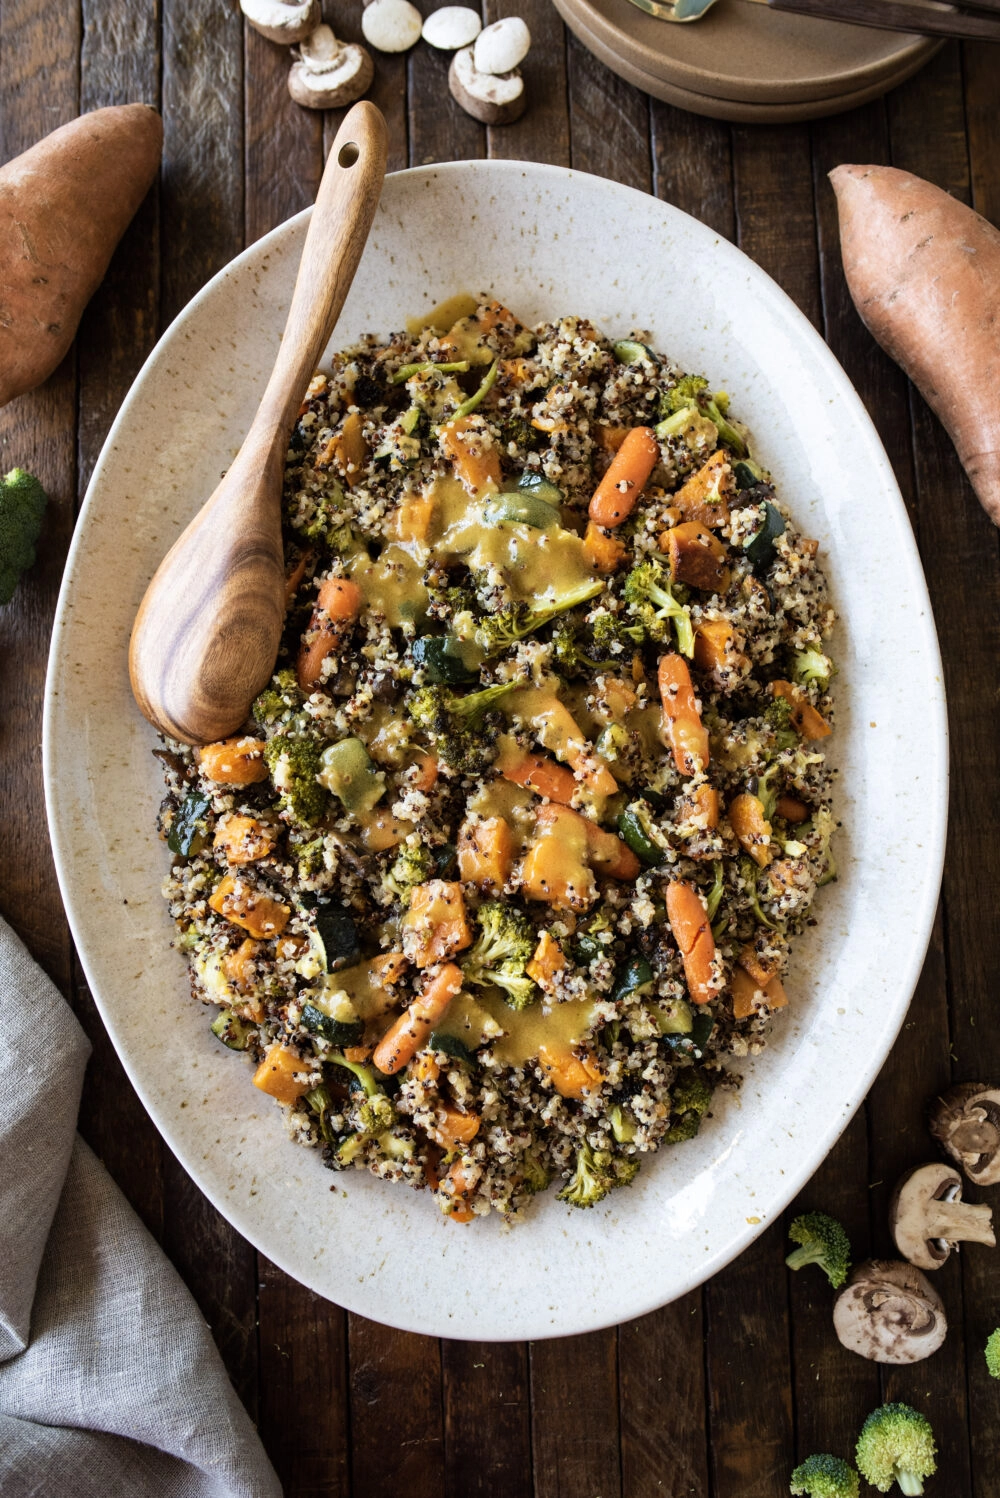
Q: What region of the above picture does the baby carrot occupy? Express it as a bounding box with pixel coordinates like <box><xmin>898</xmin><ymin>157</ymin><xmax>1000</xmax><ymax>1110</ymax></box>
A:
<box><xmin>372</xmin><ymin>962</ymin><xmax>463</xmax><ymax>1075</ymax></box>
<box><xmin>658</xmin><ymin>653</ymin><xmax>709</xmax><ymax>776</ymax></box>
<box><xmin>588</xmin><ymin>426</ymin><xmax>659</xmax><ymax>528</ymax></box>
<box><xmin>666</xmin><ymin>880</ymin><xmax>718</xmax><ymax>1006</ymax></box>
<box><xmin>296</xmin><ymin>576</ymin><xmax>364</xmax><ymax>692</ymax></box>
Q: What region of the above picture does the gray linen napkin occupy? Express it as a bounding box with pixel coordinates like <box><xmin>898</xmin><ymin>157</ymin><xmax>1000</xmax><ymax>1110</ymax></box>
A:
<box><xmin>0</xmin><ymin>916</ymin><xmax>283</xmax><ymax>1498</ymax></box>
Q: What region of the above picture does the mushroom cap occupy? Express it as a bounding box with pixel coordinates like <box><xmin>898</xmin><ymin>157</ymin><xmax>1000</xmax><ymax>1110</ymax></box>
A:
<box><xmin>422</xmin><ymin>5</ymin><xmax>483</xmax><ymax>50</ymax></box>
<box><xmin>890</xmin><ymin>1160</ymin><xmax>965</xmax><ymax>1270</ymax></box>
<box><xmin>928</xmin><ymin>1082</ymin><xmax>1000</xmax><ymax>1186</ymax></box>
<box><xmin>833</xmin><ymin>1259</ymin><xmax>947</xmax><ymax>1364</ymax></box>
<box><xmin>361</xmin><ymin>0</ymin><xmax>423</xmax><ymax>53</ymax></box>
<box><xmin>288</xmin><ymin>30</ymin><xmax>374</xmax><ymax>109</ymax></box>
<box><xmin>448</xmin><ymin>46</ymin><xmax>525</xmax><ymax>125</ymax></box>
<box><xmin>240</xmin><ymin>0</ymin><xmax>320</xmax><ymax>44</ymax></box>
<box><xmin>473</xmin><ymin>16</ymin><xmax>531</xmax><ymax>75</ymax></box>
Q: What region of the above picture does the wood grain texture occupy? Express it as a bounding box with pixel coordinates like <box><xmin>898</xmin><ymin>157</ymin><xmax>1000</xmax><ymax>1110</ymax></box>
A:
<box><xmin>5</xmin><ymin>4</ymin><xmax>1000</xmax><ymax>1493</ymax></box>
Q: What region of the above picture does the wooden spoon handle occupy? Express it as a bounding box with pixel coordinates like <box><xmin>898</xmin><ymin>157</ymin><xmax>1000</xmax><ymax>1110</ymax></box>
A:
<box><xmin>255</xmin><ymin>101</ymin><xmax>389</xmax><ymax>437</ymax></box>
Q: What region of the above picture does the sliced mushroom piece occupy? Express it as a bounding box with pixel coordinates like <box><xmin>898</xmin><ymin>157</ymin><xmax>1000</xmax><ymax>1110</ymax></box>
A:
<box><xmin>240</xmin><ymin>0</ymin><xmax>320</xmax><ymax>43</ymax></box>
<box><xmin>361</xmin><ymin>0</ymin><xmax>423</xmax><ymax>53</ymax></box>
<box><xmin>423</xmin><ymin>5</ymin><xmax>483</xmax><ymax>50</ymax></box>
<box><xmin>929</xmin><ymin>1081</ymin><xmax>1000</xmax><ymax>1185</ymax></box>
<box><xmin>833</xmin><ymin>1259</ymin><xmax>947</xmax><ymax>1364</ymax></box>
<box><xmin>890</xmin><ymin>1160</ymin><xmax>995</xmax><ymax>1270</ymax></box>
<box><xmin>473</xmin><ymin>16</ymin><xmax>531</xmax><ymax>75</ymax></box>
<box><xmin>448</xmin><ymin>46</ymin><xmax>525</xmax><ymax>125</ymax></box>
<box><xmin>288</xmin><ymin>26</ymin><xmax>374</xmax><ymax>110</ymax></box>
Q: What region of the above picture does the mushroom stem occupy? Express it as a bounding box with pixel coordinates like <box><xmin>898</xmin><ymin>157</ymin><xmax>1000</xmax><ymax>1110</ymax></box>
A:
<box><xmin>927</xmin><ymin>1196</ymin><xmax>996</xmax><ymax>1248</ymax></box>
<box><xmin>951</xmin><ymin>1117</ymin><xmax>1000</xmax><ymax>1156</ymax></box>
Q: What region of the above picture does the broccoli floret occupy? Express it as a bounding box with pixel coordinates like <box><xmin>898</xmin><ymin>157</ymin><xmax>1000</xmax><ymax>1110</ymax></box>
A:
<box><xmin>475</xmin><ymin>578</ymin><xmax>604</xmax><ymax>656</ymax></box>
<box><xmin>753</xmin><ymin>762</ymin><xmax>783</xmax><ymax>822</ymax></box>
<box><xmin>385</xmin><ymin>840</ymin><xmax>435</xmax><ymax>902</ymax></box>
<box><xmin>304</xmin><ymin>1083</ymin><xmax>338</xmax><ymax>1145</ymax></box>
<box><xmin>461</xmin><ymin>900</ymin><xmax>538</xmax><ymax>1010</ymax></box>
<box><xmin>254</xmin><ymin>667</ymin><xmax>303</xmax><ymax>726</ymax></box>
<box><xmin>0</xmin><ymin>468</ymin><xmax>48</xmax><ymax>604</ymax></box>
<box><xmin>356</xmin><ymin>1092</ymin><xmax>396</xmax><ymax>1135</ymax></box>
<box><xmin>740</xmin><ymin>854</ymin><xmax>781</xmax><ymax>932</ymax></box>
<box><xmin>263</xmin><ymin>726</ymin><xmax>330</xmax><ymax>826</ymax></box>
<box><xmin>664</xmin><ymin>1069</ymin><xmax>713</xmax><ymax>1145</ymax></box>
<box><xmin>658</xmin><ymin>375</ymin><xmax>747</xmax><ymax>456</ymax></box>
<box><xmin>987</xmin><ymin>1328</ymin><xmax>1000</xmax><ymax>1378</ymax></box>
<box><xmin>765</xmin><ymin>695</ymin><xmax>800</xmax><ymax>751</ymax></box>
<box><xmin>406</xmin><ymin>679</ymin><xmax>518</xmax><ymax>773</ymax></box>
<box><xmin>785</xmin><ymin>1211</ymin><xmax>851</xmax><ymax>1289</ymax></box>
<box><xmin>855</xmin><ymin>1405</ymin><xmax>937</xmax><ymax>1495</ymax></box>
<box><xmin>589</xmin><ymin>609</ymin><xmax>647</xmax><ymax>657</ymax></box>
<box><xmin>705</xmin><ymin>860</ymin><xmax>725</xmax><ymax>922</ymax></box>
<box><xmin>551</xmin><ymin>620</ymin><xmax>618</xmax><ymax>678</ymax></box>
<box><xmin>557</xmin><ymin>1141</ymin><xmax>638</xmax><ymax>1208</ymax></box>
<box><xmin>792</xmin><ymin>648</ymin><xmax>833</xmax><ymax>692</ymax></box>
<box><xmin>789</xmin><ymin>1453</ymin><xmax>860</xmax><ymax>1498</ymax></box>
<box><xmin>519</xmin><ymin>1146</ymin><xmax>552</xmax><ymax>1195</ymax></box>
<box><xmin>622</xmin><ymin>559</ymin><xmax>695</xmax><ymax>657</ymax></box>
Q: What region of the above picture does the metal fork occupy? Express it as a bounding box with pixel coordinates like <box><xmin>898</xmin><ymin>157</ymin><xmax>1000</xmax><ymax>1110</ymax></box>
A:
<box><xmin>630</xmin><ymin>0</ymin><xmax>1000</xmax><ymax>39</ymax></box>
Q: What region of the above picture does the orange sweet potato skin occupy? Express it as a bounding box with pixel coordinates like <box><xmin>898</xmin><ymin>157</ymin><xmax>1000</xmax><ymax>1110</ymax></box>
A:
<box><xmin>830</xmin><ymin>163</ymin><xmax>1000</xmax><ymax>524</ymax></box>
<box><xmin>0</xmin><ymin>104</ymin><xmax>163</xmax><ymax>406</ymax></box>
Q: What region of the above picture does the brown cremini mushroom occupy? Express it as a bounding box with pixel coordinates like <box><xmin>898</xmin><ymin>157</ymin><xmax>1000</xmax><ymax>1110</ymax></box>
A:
<box><xmin>890</xmin><ymin>1160</ymin><xmax>995</xmax><ymax>1270</ymax></box>
<box><xmin>928</xmin><ymin>1082</ymin><xmax>1000</xmax><ymax>1186</ymax></box>
<box><xmin>239</xmin><ymin>0</ymin><xmax>320</xmax><ymax>44</ymax></box>
<box><xmin>448</xmin><ymin>46</ymin><xmax>525</xmax><ymax>125</ymax></box>
<box><xmin>832</xmin><ymin>1259</ymin><xmax>947</xmax><ymax>1364</ymax></box>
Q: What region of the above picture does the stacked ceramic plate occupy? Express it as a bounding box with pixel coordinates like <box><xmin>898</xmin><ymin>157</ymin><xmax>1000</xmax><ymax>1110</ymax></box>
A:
<box><xmin>552</xmin><ymin>0</ymin><xmax>940</xmax><ymax>122</ymax></box>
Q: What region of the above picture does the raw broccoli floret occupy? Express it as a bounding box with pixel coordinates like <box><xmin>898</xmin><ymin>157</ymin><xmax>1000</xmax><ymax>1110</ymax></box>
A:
<box><xmin>789</xmin><ymin>1453</ymin><xmax>860</xmax><ymax>1498</ymax></box>
<box><xmin>406</xmin><ymin>679</ymin><xmax>518</xmax><ymax>773</ymax></box>
<box><xmin>986</xmin><ymin>1328</ymin><xmax>1000</xmax><ymax>1378</ymax></box>
<box><xmin>263</xmin><ymin>726</ymin><xmax>329</xmax><ymax>826</ymax></box>
<box><xmin>792</xmin><ymin>648</ymin><xmax>833</xmax><ymax>691</ymax></box>
<box><xmin>855</xmin><ymin>1405</ymin><xmax>937</xmax><ymax>1495</ymax></box>
<box><xmin>589</xmin><ymin>609</ymin><xmax>647</xmax><ymax>657</ymax></box>
<box><xmin>461</xmin><ymin>900</ymin><xmax>538</xmax><ymax>1010</ymax></box>
<box><xmin>0</xmin><ymin>468</ymin><xmax>48</xmax><ymax>604</ymax></box>
<box><xmin>385</xmin><ymin>840</ymin><xmax>435</xmax><ymax>902</ymax></box>
<box><xmin>475</xmin><ymin>578</ymin><xmax>604</xmax><ymax>656</ymax></box>
<box><xmin>557</xmin><ymin>1141</ymin><xmax>638</xmax><ymax>1208</ymax></box>
<box><xmin>657</xmin><ymin>374</ymin><xmax>747</xmax><ymax>456</ymax></box>
<box><xmin>785</xmin><ymin>1211</ymin><xmax>851</xmax><ymax>1289</ymax></box>
<box><xmin>622</xmin><ymin>558</ymin><xmax>695</xmax><ymax>656</ymax></box>
<box><xmin>664</xmin><ymin>1069</ymin><xmax>713</xmax><ymax>1145</ymax></box>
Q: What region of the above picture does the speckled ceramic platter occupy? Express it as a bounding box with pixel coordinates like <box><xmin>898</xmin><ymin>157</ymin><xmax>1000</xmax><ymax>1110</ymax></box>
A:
<box><xmin>44</xmin><ymin>161</ymin><xmax>946</xmax><ymax>1341</ymax></box>
<box><xmin>555</xmin><ymin>0</ymin><xmax>939</xmax><ymax>117</ymax></box>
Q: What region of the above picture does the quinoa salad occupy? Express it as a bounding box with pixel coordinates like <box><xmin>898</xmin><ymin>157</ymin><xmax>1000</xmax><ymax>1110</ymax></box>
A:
<box><xmin>155</xmin><ymin>295</ymin><xmax>837</xmax><ymax>1224</ymax></box>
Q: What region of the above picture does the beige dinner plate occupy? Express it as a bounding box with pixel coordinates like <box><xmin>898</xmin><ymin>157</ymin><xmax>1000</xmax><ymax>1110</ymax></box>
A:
<box><xmin>556</xmin><ymin>0</ymin><xmax>941</xmax><ymax>120</ymax></box>
<box><xmin>557</xmin><ymin>0</ymin><xmax>939</xmax><ymax>106</ymax></box>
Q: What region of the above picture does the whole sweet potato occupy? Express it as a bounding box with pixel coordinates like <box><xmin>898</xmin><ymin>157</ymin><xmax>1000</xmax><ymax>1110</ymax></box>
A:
<box><xmin>830</xmin><ymin>163</ymin><xmax>1000</xmax><ymax>525</ymax></box>
<box><xmin>0</xmin><ymin>104</ymin><xmax>163</xmax><ymax>407</ymax></box>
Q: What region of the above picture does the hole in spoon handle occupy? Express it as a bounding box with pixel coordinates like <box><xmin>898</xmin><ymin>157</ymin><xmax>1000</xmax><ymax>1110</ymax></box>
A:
<box><xmin>339</xmin><ymin>141</ymin><xmax>360</xmax><ymax>168</ymax></box>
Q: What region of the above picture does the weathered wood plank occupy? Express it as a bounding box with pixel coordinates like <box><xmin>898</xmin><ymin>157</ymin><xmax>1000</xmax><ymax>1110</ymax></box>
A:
<box><xmin>651</xmin><ymin>100</ymin><xmax>734</xmax><ymax>241</ymax></box>
<box><xmin>620</xmin><ymin>1294</ymin><xmax>710</xmax><ymax>1498</ymax></box>
<box><xmin>349</xmin><ymin>1318</ymin><xmax>445</xmax><ymax>1495</ymax></box>
<box><xmin>245</xmin><ymin>22</ymin><xmax>322</xmax><ymax>244</ymax></box>
<box><xmin>257</xmin><ymin>1258</ymin><xmax>350</xmax><ymax>1498</ymax></box>
<box><xmin>963</xmin><ymin>44</ymin><xmax>1000</xmax><ymax>231</ymax></box>
<box><xmin>162</xmin><ymin>0</ymin><xmax>244</xmax><ymax>317</ymax></box>
<box><xmin>567</xmin><ymin>31</ymin><xmax>650</xmax><ymax>192</ymax></box>
<box><xmin>442</xmin><ymin>1341</ymin><xmax>532</xmax><ymax>1498</ymax></box>
<box><xmin>530</xmin><ymin>1330</ymin><xmax>621</xmax><ymax>1498</ymax></box>
<box><xmin>732</xmin><ymin>124</ymin><xmax>820</xmax><ymax>331</ymax></box>
<box><xmin>0</xmin><ymin>0</ymin><xmax>80</xmax><ymax>986</ymax></box>
<box><xmin>408</xmin><ymin>0</ymin><xmax>484</xmax><ymax>168</ymax></box>
<box><xmin>486</xmin><ymin>0</ymin><xmax>569</xmax><ymax>167</ymax></box>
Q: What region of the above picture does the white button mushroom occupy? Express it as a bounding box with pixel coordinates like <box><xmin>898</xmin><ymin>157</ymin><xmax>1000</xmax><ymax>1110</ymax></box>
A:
<box><xmin>833</xmin><ymin>1260</ymin><xmax>948</xmax><ymax>1364</ymax></box>
<box><xmin>288</xmin><ymin>26</ymin><xmax>374</xmax><ymax>110</ymax></box>
<box><xmin>473</xmin><ymin>16</ymin><xmax>531</xmax><ymax>76</ymax></box>
<box><xmin>240</xmin><ymin>0</ymin><xmax>320</xmax><ymax>44</ymax></box>
<box><xmin>928</xmin><ymin>1082</ymin><xmax>1000</xmax><ymax>1186</ymax></box>
<box><xmin>361</xmin><ymin>0</ymin><xmax>423</xmax><ymax>53</ymax></box>
<box><xmin>422</xmin><ymin>6</ymin><xmax>483</xmax><ymax>50</ymax></box>
<box><xmin>889</xmin><ymin>1160</ymin><xmax>996</xmax><ymax>1271</ymax></box>
<box><xmin>448</xmin><ymin>46</ymin><xmax>525</xmax><ymax>126</ymax></box>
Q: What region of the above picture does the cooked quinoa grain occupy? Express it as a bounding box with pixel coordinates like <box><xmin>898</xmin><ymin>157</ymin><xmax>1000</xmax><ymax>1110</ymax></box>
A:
<box><xmin>156</xmin><ymin>297</ymin><xmax>837</xmax><ymax>1222</ymax></box>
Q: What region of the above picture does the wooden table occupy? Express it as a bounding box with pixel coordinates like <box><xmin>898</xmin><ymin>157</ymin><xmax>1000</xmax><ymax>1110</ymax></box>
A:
<box><xmin>2</xmin><ymin>3</ymin><xmax>999</xmax><ymax>1492</ymax></box>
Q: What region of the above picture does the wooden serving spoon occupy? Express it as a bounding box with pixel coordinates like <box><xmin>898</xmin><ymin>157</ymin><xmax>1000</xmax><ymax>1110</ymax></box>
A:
<box><xmin>129</xmin><ymin>101</ymin><xmax>388</xmax><ymax>745</ymax></box>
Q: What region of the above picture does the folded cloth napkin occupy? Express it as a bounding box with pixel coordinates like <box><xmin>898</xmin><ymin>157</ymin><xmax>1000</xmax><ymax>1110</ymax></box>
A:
<box><xmin>0</xmin><ymin>916</ymin><xmax>283</xmax><ymax>1498</ymax></box>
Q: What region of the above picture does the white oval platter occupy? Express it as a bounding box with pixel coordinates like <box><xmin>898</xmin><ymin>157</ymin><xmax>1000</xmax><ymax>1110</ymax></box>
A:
<box><xmin>43</xmin><ymin>161</ymin><xmax>947</xmax><ymax>1341</ymax></box>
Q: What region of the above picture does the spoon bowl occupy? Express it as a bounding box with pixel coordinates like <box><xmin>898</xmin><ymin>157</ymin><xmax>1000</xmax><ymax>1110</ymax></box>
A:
<box><xmin>128</xmin><ymin>101</ymin><xmax>388</xmax><ymax>745</ymax></box>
